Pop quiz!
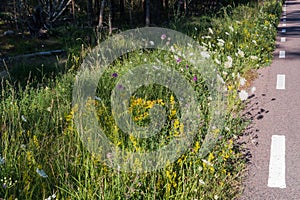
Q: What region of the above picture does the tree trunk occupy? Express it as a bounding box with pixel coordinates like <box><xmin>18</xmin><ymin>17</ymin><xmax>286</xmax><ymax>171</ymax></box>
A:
<box><xmin>108</xmin><ymin>0</ymin><xmax>112</xmax><ymax>35</ymax></box>
<box><xmin>145</xmin><ymin>0</ymin><xmax>150</xmax><ymax>26</ymax></box>
<box><xmin>98</xmin><ymin>0</ymin><xmax>106</xmax><ymax>29</ymax></box>
<box><xmin>128</xmin><ymin>0</ymin><xmax>133</xmax><ymax>27</ymax></box>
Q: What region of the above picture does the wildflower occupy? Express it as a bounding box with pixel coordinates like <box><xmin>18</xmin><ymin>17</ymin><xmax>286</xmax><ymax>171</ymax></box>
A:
<box><xmin>117</xmin><ymin>84</ymin><xmax>124</xmax><ymax>89</ymax></box>
<box><xmin>215</xmin><ymin>58</ymin><xmax>221</xmax><ymax>65</ymax></box>
<box><xmin>250</xmin><ymin>55</ymin><xmax>258</xmax><ymax>60</ymax></box>
<box><xmin>239</xmin><ymin>90</ymin><xmax>249</xmax><ymax>101</ymax></box>
<box><xmin>238</xmin><ymin>49</ymin><xmax>245</xmax><ymax>57</ymax></box>
<box><xmin>239</xmin><ymin>77</ymin><xmax>247</xmax><ymax>86</ymax></box>
<box><xmin>112</xmin><ymin>73</ymin><xmax>118</xmax><ymax>78</ymax></box>
<box><xmin>214</xmin><ymin>195</ymin><xmax>219</xmax><ymax>200</ymax></box>
<box><xmin>161</xmin><ymin>34</ymin><xmax>167</xmax><ymax>40</ymax></box>
<box><xmin>199</xmin><ymin>179</ymin><xmax>205</xmax><ymax>185</ymax></box>
<box><xmin>21</xmin><ymin>115</ymin><xmax>27</xmax><ymax>122</ymax></box>
<box><xmin>217</xmin><ymin>39</ymin><xmax>225</xmax><ymax>47</ymax></box>
<box><xmin>36</xmin><ymin>168</ymin><xmax>48</xmax><ymax>178</ymax></box>
<box><xmin>252</xmin><ymin>40</ymin><xmax>257</xmax><ymax>45</ymax></box>
<box><xmin>225</xmin><ymin>32</ymin><xmax>230</xmax><ymax>36</ymax></box>
<box><xmin>202</xmin><ymin>159</ymin><xmax>213</xmax><ymax>166</ymax></box>
<box><xmin>170</xmin><ymin>46</ymin><xmax>175</xmax><ymax>52</ymax></box>
<box><xmin>186</xmin><ymin>65</ymin><xmax>189</xmax><ymax>69</ymax></box>
<box><xmin>193</xmin><ymin>75</ymin><xmax>198</xmax><ymax>81</ymax></box>
<box><xmin>195</xmin><ymin>27</ymin><xmax>198</xmax><ymax>31</ymax></box>
<box><xmin>229</xmin><ymin>26</ymin><xmax>234</xmax><ymax>32</ymax></box>
<box><xmin>251</xmin><ymin>87</ymin><xmax>256</xmax><ymax>94</ymax></box>
<box><xmin>201</xmin><ymin>51</ymin><xmax>210</xmax><ymax>58</ymax></box>
<box><xmin>208</xmin><ymin>28</ymin><xmax>214</xmax><ymax>34</ymax></box>
<box><xmin>224</xmin><ymin>56</ymin><xmax>233</xmax><ymax>68</ymax></box>
<box><xmin>149</xmin><ymin>41</ymin><xmax>155</xmax><ymax>46</ymax></box>
<box><xmin>174</xmin><ymin>55</ymin><xmax>181</xmax><ymax>63</ymax></box>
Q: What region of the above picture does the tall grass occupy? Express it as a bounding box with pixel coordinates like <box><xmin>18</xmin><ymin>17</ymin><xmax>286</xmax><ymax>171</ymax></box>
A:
<box><xmin>0</xmin><ymin>1</ymin><xmax>282</xmax><ymax>199</ymax></box>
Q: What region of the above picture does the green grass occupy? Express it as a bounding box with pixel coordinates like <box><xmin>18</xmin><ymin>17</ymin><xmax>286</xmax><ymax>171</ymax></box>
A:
<box><xmin>0</xmin><ymin>0</ymin><xmax>282</xmax><ymax>199</ymax></box>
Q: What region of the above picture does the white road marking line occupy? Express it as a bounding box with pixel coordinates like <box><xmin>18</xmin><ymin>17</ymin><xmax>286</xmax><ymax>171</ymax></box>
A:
<box><xmin>279</xmin><ymin>51</ymin><xmax>286</xmax><ymax>58</ymax></box>
<box><xmin>283</xmin><ymin>15</ymin><xmax>286</xmax><ymax>19</ymax></box>
<box><xmin>283</xmin><ymin>23</ymin><xmax>286</xmax><ymax>27</ymax></box>
<box><xmin>283</xmin><ymin>19</ymin><xmax>286</xmax><ymax>22</ymax></box>
<box><xmin>268</xmin><ymin>135</ymin><xmax>286</xmax><ymax>189</ymax></box>
<box><xmin>281</xmin><ymin>37</ymin><xmax>286</xmax><ymax>42</ymax></box>
<box><xmin>276</xmin><ymin>74</ymin><xmax>286</xmax><ymax>90</ymax></box>
<box><xmin>282</xmin><ymin>29</ymin><xmax>286</xmax><ymax>33</ymax></box>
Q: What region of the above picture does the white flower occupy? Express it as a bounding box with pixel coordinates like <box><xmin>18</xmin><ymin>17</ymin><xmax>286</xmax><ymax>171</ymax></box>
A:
<box><xmin>229</xmin><ymin>26</ymin><xmax>234</xmax><ymax>32</ymax></box>
<box><xmin>36</xmin><ymin>168</ymin><xmax>48</xmax><ymax>178</ymax></box>
<box><xmin>239</xmin><ymin>90</ymin><xmax>249</xmax><ymax>101</ymax></box>
<box><xmin>252</xmin><ymin>40</ymin><xmax>257</xmax><ymax>45</ymax></box>
<box><xmin>214</xmin><ymin>195</ymin><xmax>219</xmax><ymax>200</ymax></box>
<box><xmin>251</xmin><ymin>87</ymin><xmax>256</xmax><ymax>94</ymax></box>
<box><xmin>224</xmin><ymin>56</ymin><xmax>233</xmax><ymax>68</ymax></box>
<box><xmin>250</xmin><ymin>55</ymin><xmax>258</xmax><ymax>60</ymax></box>
<box><xmin>238</xmin><ymin>49</ymin><xmax>244</xmax><ymax>57</ymax></box>
<box><xmin>217</xmin><ymin>39</ymin><xmax>225</xmax><ymax>47</ymax></box>
<box><xmin>239</xmin><ymin>77</ymin><xmax>247</xmax><ymax>86</ymax></box>
<box><xmin>217</xmin><ymin>39</ymin><xmax>225</xmax><ymax>44</ymax></box>
<box><xmin>208</xmin><ymin>28</ymin><xmax>214</xmax><ymax>34</ymax></box>
<box><xmin>195</xmin><ymin>27</ymin><xmax>198</xmax><ymax>31</ymax></box>
<box><xmin>202</xmin><ymin>159</ymin><xmax>213</xmax><ymax>166</ymax></box>
<box><xmin>174</xmin><ymin>54</ymin><xmax>179</xmax><ymax>60</ymax></box>
<box><xmin>170</xmin><ymin>45</ymin><xmax>175</xmax><ymax>52</ymax></box>
<box><xmin>149</xmin><ymin>41</ymin><xmax>155</xmax><ymax>46</ymax></box>
<box><xmin>225</xmin><ymin>32</ymin><xmax>230</xmax><ymax>35</ymax></box>
<box><xmin>201</xmin><ymin>51</ymin><xmax>210</xmax><ymax>58</ymax></box>
<box><xmin>215</xmin><ymin>58</ymin><xmax>221</xmax><ymax>65</ymax></box>
<box><xmin>21</xmin><ymin>115</ymin><xmax>27</xmax><ymax>122</ymax></box>
<box><xmin>199</xmin><ymin>179</ymin><xmax>205</xmax><ymax>185</ymax></box>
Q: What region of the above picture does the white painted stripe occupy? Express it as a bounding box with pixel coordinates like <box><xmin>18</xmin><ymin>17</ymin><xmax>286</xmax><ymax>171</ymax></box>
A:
<box><xmin>283</xmin><ymin>15</ymin><xmax>286</xmax><ymax>19</ymax></box>
<box><xmin>283</xmin><ymin>23</ymin><xmax>286</xmax><ymax>27</ymax></box>
<box><xmin>268</xmin><ymin>135</ymin><xmax>286</xmax><ymax>189</ymax></box>
<box><xmin>283</xmin><ymin>19</ymin><xmax>286</xmax><ymax>22</ymax></box>
<box><xmin>282</xmin><ymin>29</ymin><xmax>286</xmax><ymax>33</ymax></box>
<box><xmin>279</xmin><ymin>51</ymin><xmax>286</xmax><ymax>58</ymax></box>
<box><xmin>276</xmin><ymin>74</ymin><xmax>286</xmax><ymax>90</ymax></box>
<box><xmin>281</xmin><ymin>37</ymin><xmax>286</xmax><ymax>42</ymax></box>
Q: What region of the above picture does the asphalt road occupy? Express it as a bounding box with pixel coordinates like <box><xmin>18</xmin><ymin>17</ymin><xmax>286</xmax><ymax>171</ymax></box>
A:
<box><xmin>241</xmin><ymin>0</ymin><xmax>300</xmax><ymax>199</ymax></box>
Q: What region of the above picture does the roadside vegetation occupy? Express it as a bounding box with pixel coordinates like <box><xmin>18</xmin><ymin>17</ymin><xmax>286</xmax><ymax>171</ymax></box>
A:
<box><xmin>0</xmin><ymin>0</ymin><xmax>282</xmax><ymax>199</ymax></box>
